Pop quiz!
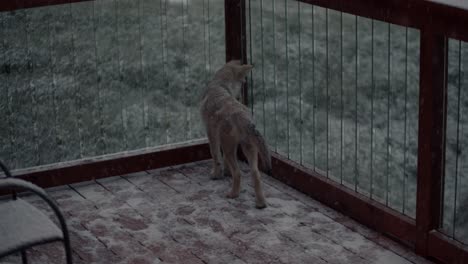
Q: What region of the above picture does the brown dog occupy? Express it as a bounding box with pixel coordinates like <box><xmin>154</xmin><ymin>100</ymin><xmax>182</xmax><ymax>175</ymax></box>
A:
<box><xmin>200</xmin><ymin>60</ymin><xmax>271</xmax><ymax>209</ymax></box>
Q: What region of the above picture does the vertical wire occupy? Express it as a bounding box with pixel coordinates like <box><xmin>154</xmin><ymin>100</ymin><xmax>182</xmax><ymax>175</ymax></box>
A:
<box><xmin>285</xmin><ymin>0</ymin><xmax>290</xmax><ymax>158</ymax></box>
<box><xmin>298</xmin><ymin>2</ymin><xmax>303</xmax><ymax>165</ymax></box>
<box><xmin>159</xmin><ymin>0</ymin><xmax>166</xmax><ymax>143</ymax></box>
<box><xmin>48</xmin><ymin>8</ymin><xmax>60</xmax><ymax>163</ymax></box>
<box><xmin>202</xmin><ymin>0</ymin><xmax>207</xmax><ymax>83</ymax></box>
<box><xmin>273</xmin><ymin>0</ymin><xmax>278</xmax><ymax>152</ymax></box>
<box><xmin>69</xmin><ymin>1</ymin><xmax>83</xmax><ymax>158</ymax></box>
<box><xmin>159</xmin><ymin>0</ymin><xmax>168</xmax><ymax>144</ymax></box>
<box><xmin>207</xmin><ymin>0</ymin><xmax>211</xmax><ymax>74</ymax></box>
<box><xmin>137</xmin><ymin>0</ymin><xmax>148</xmax><ymax>147</ymax></box>
<box><xmin>240</xmin><ymin>0</ymin><xmax>245</xmax><ymax>64</ymax></box>
<box><xmin>312</xmin><ymin>5</ymin><xmax>316</xmax><ymax>170</ymax></box>
<box><xmin>240</xmin><ymin>0</ymin><xmax>247</xmax><ymax>110</ymax></box>
<box><xmin>354</xmin><ymin>15</ymin><xmax>358</xmax><ymax>192</ymax></box>
<box><xmin>370</xmin><ymin>19</ymin><xmax>374</xmax><ymax>199</ymax></box>
<box><xmin>239</xmin><ymin>1</ymin><xmax>249</xmax><ymax>111</ymax></box>
<box><xmin>403</xmin><ymin>27</ymin><xmax>408</xmax><ymax>214</ymax></box>
<box><xmin>340</xmin><ymin>11</ymin><xmax>344</xmax><ymax>184</ymax></box>
<box><xmin>453</xmin><ymin>40</ymin><xmax>462</xmax><ymax>239</ymax></box>
<box><xmin>184</xmin><ymin>0</ymin><xmax>190</xmax><ymax>140</ymax></box>
<box><xmin>25</xmin><ymin>11</ymin><xmax>40</xmax><ymax>165</ymax></box>
<box><xmin>164</xmin><ymin>0</ymin><xmax>169</xmax><ymax>143</ymax></box>
<box><xmin>24</xmin><ymin>12</ymin><xmax>32</xmax><ymax>162</ymax></box>
<box><xmin>260</xmin><ymin>0</ymin><xmax>266</xmax><ymax>136</ymax></box>
<box><xmin>326</xmin><ymin>9</ymin><xmax>329</xmax><ymax>177</ymax></box>
<box><xmin>248</xmin><ymin>0</ymin><xmax>253</xmax><ymax>114</ymax></box>
<box><xmin>114</xmin><ymin>0</ymin><xmax>127</xmax><ymax>150</ymax></box>
<box><xmin>92</xmin><ymin>0</ymin><xmax>105</xmax><ymax>154</ymax></box>
<box><xmin>1</xmin><ymin>14</ymin><xmax>15</xmax><ymax>166</ymax></box>
<box><xmin>181</xmin><ymin>0</ymin><xmax>188</xmax><ymax>140</ymax></box>
<box><xmin>386</xmin><ymin>23</ymin><xmax>391</xmax><ymax>206</ymax></box>
<box><xmin>9</xmin><ymin>11</ymin><xmax>18</xmax><ymax>168</ymax></box>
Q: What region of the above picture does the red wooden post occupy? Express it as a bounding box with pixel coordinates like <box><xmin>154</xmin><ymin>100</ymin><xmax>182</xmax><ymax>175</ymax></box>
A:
<box><xmin>415</xmin><ymin>26</ymin><xmax>448</xmax><ymax>256</ymax></box>
<box><xmin>224</xmin><ymin>0</ymin><xmax>248</xmax><ymax>105</ymax></box>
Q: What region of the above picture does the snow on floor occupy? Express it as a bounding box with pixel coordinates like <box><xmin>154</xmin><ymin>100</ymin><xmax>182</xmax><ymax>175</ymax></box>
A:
<box><xmin>1</xmin><ymin>161</ymin><xmax>433</xmax><ymax>264</ymax></box>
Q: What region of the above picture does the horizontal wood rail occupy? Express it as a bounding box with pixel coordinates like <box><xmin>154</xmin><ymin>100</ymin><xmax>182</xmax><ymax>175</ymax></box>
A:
<box><xmin>0</xmin><ymin>0</ymin><xmax>93</xmax><ymax>12</ymax></box>
<box><xmin>3</xmin><ymin>0</ymin><xmax>467</xmax><ymax>42</ymax></box>
<box><xmin>297</xmin><ymin>0</ymin><xmax>468</xmax><ymax>42</ymax></box>
<box><xmin>0</xmin><ymin>140</ymin><xmax>210</xmax><ymax>195</ymax></box>
<box><xmin>428</xmin><ymin>231</ymin><xmax>468</xmax><ymax>263</ymax></box>
<box><xmin>270</xmin><ymin>153</ymin><xmax>417</xmax><ymax>247</ymax></box>
<box><xmin>1</xmin><ymin>0</ymin><xmax>467</xmax><ymax>263</ymax></box>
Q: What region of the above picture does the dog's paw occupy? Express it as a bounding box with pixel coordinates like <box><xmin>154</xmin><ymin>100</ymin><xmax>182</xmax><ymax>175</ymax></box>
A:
<box><xmin>211</xmin><ymin>175</ymin><xmax>223</xmax><ymax>180</ymax></box>
<box><xmin>226</xmin><ymin>192</ymin><xmax>239</xmax><ymax>199</ymax></box>
<box><xmin>255</xmin><ymin>200</ymin><xmax>267</xmax><ymax>209</ymax></box>
<box><xmin>210</xmin><ymin>169</ymin><xmax>223</xmax><ymax>180</ymax></box>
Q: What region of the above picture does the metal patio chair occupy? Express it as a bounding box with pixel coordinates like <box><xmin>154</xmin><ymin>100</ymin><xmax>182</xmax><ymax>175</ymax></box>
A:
<box><xmin>0</xmin><ymin>161</ymin><xmax>73</xmax><ymax>264</ymax></box>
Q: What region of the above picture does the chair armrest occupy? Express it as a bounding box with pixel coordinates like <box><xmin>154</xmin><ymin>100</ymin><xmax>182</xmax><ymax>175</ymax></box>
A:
<box><xmin>0</xmin><ymin>178</ymin><xmax>71</xmax><ymax>255</ymax></box>
<box><xmin>0</xmin><ymin>160</ymin><xmax>13</xmax><ymax>178</ymax></box>
<box><xmin>0</xmin><ymin>178</ymin><xmax>47</xmax><ymax>197</ymax></box>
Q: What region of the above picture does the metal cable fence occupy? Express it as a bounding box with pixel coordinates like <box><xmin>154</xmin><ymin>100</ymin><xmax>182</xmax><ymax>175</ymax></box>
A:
<box><xmin>0</xmin><ymin>0</ymin><xmax>225</xmax><ymax>170</ymax></box>
<box><xmin>246</xmin><ymin>0</ymin><xmax>420</xmax><ymax>217</ymax></box>
<box><xmin>444</xmin><ymin>38</ymin><xmax>468</xmax><ymax>244</ymax></box>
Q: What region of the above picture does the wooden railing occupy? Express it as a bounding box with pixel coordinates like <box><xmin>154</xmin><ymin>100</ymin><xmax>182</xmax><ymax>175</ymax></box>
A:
<box><xmin>1</xmin><ymin>0</ymin><xmax>468</xmax><ymax>263</ymax></box>
<box><xmin>0</xmin><ymin>0</ymin><xmax>94</xmax><ymax>11</ymax></box>
<box><xmin>225</xmin><ymin>0</ymin><xmax>468</xmax><ymax>263</ymax></box>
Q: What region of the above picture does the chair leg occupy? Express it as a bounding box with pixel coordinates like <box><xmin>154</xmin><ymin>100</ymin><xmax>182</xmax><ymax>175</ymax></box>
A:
<box><xmin>21</xmin><ymin>250</ymin><xmax>28</xmax><ymax>264</ymax></box>
<box><xmin>63</xmin><ymin>239</ymin><xmax>73</xmax><ymax>264</ymax></box>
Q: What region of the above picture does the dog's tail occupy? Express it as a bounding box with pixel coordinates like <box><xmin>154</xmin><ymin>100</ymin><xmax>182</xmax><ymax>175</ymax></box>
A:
<box><xmin>246</xmin><ymin>124</ymin><xmax>272</xmax><ymax>174</ymax></box>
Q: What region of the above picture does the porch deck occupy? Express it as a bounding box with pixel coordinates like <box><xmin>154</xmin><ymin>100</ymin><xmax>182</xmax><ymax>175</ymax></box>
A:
<box><xmin>1</xmin><ymin>160</ymin><xmax>431</xmax><ymax>264</ymax></box>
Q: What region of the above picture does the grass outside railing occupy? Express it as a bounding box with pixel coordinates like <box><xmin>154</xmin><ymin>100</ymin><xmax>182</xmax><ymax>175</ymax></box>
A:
<box><xmin>0</xmin><ymin>0</ymin><xmax>225</xmax><ymax>170</ymax></box>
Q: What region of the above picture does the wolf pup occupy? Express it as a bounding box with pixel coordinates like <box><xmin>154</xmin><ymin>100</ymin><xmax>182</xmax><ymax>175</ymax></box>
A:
<box><xmin>200</xmin><ymin>60</ymin><xmax>272</xmax><ymax>209</ymax></box>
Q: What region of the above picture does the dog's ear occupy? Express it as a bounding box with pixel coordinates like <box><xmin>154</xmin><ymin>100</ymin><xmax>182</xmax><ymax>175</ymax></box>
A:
<box><xmin>235</xmin><ymin>64</ymin><xmax>253</xmax><ymax>80</ymax></box>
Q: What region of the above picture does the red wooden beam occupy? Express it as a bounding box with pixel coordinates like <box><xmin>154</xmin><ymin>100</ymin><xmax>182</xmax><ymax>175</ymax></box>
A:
<box><xmin>0</xmin><ymin>0</ymin><xmax>93</xmax><ymax>12</ymax></box>
<box><xmin>427</xmin><ymin>1</ymin><xmax>468</xmax><ymax>43</ymax></box>
<box><xmin>2</xmin><ymin>0</ymin><xmax>468</xmax><ymax>43</ymax></box>
<box><xmin>270</xmin><ymin>153</ymin><xmax>417</xmax><ymax>247</ymax></box>
<box><xmin>298</xmin><ymin>0</ymin><xmax>422</xmax><ymax>28</ymax></box>
<box><xmin>0</xmin><ymin>141</ymin><xmax>210</xmax><ymax>193</ymax></box>
<box><xmin>224</xmin><ymin>0</ymin><xmax>246</xmax><ymax>63</ymax></box>
<box><xmin>428</xmin><ymin>231</ymin><xmax>468</xmax><ymax>263</ymax></box>
<box><xmin>415</xmin><ymin>27</ymin><xmax>448</xmax><ymax>256</ymax></box>
<box><xmin>224</xmin><ymin>0</ymin><xmax>248</xmax><ymax>105</ymax></box>
<box><xmin>297</xmin><ymin>0</ymin><xmax>468</xmax><ymax>42</ymax></box>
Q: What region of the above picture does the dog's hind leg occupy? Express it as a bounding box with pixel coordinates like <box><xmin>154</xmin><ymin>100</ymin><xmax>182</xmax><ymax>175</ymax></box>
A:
<box><xmin>223</xmin><ymin>153</ymin><xmax>232</xmax><ymax>176</ymax></box>
<box><xmin>241</xmin><ymin>142</ymin><xmax>267</xmax><ymax>209</ymax></box>
<box><xmin>207</xmin><ymin>130</ymin><xmax>223</xmax><ymax>180</ymax></box>
<box><xmin>223</xmin><ymin>140</ymin><xmax>241</xmax><ymax>199</ymax></box>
